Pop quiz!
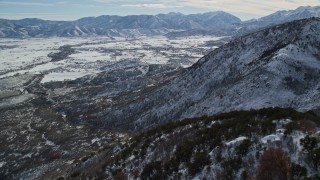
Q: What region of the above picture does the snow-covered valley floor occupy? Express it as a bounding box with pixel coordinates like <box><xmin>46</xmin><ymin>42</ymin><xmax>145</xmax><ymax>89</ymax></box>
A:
<box><xmin>0</xmin><ymin>36</ymin><xmax>227</xmax><ymax>83</ymax></box>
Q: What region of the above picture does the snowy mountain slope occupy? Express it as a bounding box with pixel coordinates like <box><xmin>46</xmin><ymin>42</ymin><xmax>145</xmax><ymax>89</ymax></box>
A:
<box><xmin>253</xmin><ymin>6</ymin><xmax>319</xmax><ymax>26</ymax></box>
<box><xmin>58</xmin><ymin>18</ymin><xmax>320</xmax><ymax>130</ymax></box>
<box><xmin>163</xmin><ymin>18</ymin><xmax>320</xmax><ymax>118</ymax></box>
<box><xmin>0</xmin><ymin>12</ymin><xmax>240</xmax><ymax>38</ymax></box>
<box><xmin>158</xmin><ymin>11</ymin><xmax>241</xmax><ymax>30</ymax></box>
<box><xmin>239</xmin><ymin>6</ymin><xmax>320</xmax><ymax>33</ymax></box>
<box><xmin>139</xmin><ymin>17</ymin><xmax>320</xmax><ymax>128</ymax></box>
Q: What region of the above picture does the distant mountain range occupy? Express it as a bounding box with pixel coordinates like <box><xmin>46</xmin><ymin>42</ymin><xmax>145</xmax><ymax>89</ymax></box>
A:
<box><xmin>0</xmin><ymin>11</ymin><xmax>240</xmax><ymax>38</ymax></box>
<box><xmin>167</xmin><ymin>6</ymin><xmax>320</xmax><ymax>37</ymax></box>
<box><xmin>0</xmin><ymin>6</ymin><xmax>319</xmax><ymax>38</ymax></box>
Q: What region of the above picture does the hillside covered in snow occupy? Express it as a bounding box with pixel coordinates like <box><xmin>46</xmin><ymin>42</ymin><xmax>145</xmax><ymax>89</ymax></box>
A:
<box><xmin>56</xmin><ymin>17</ymin><xmax>320</xmax><ymax>130</ymax></box>
<box><xmin>242</xmin><ymin>6</ymin><xmax>320</xmax><ymax>29</ymax></box>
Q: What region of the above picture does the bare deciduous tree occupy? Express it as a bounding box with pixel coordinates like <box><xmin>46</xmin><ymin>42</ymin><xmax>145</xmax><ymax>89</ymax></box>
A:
<box><xmin>256</xmin><ymin>148</ymin><xmax>291</xmax><ymax>180</ymax></box>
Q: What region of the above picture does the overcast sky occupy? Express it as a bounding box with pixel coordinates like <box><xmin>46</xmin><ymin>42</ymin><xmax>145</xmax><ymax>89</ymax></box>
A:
<box><xmin>0</xmin><ymin>0</ymin><xmax>319</xmax><ymax>20</ymax></box>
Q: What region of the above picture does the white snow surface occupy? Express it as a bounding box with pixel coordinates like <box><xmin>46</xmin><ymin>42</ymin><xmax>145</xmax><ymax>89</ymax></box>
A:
<box><xmin>0</xmin><ymin>35</ymin><xmax>223</xmax><ymax>83</ymax></box>
<box><xmin>261</xmin><ymin>134</ymin><xmax>281</xmax><ymax>144</ymax></box>
<box><xmin>225</xmin><ymin>136</ymin><xmax>248</xmax><ymax>146</ymax></box>
<box><xmin>0</xmin><ymin>94</ymin><xmax>35</xmax><ymax>108</ymax></box>
<box><xmin>41</xmin><ymin>70</ymin><xmax>99</xmax><ymax>83</ymax></box>
<box><xmin>0</xmin><ymin>161</ymin><xmax>6</xmax><ymax>168</ymax></box>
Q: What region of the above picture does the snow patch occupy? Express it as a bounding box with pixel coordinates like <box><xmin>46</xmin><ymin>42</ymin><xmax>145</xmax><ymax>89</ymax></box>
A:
<box><xmin>0</xmin><ymin>161</ymin><xmax>6</xmax><ymax>168</ymax></box>
<box><xmin>261</xmin><ymin>134</ymin><xmax>280</xmax><ymax>144</ymax></box>
<box><xmin>91</xmin><ymin>138</ymin><xmax>100</xmax><ymax>144</ymax></box>
<box><xmin>41</xmin><ymin>70</ymin><xmax>99</xmax><ymax>83</ymax></box>
<box><xmin>225</xmin><ymin>136</ymin><xmax>247</xmax><ymax>146</ymax></box>
<box><xmin>42</xmin><ymin>134</ymin><xmax>55</xmax><ymax>146</ymax></box>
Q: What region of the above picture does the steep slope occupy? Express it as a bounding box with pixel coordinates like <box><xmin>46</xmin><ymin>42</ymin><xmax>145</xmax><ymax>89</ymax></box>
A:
<box><xmin>59</xmin><ymin>18</ymin><xmax>320</xmax><ymax>130</ymax></box>
<box><xmin>144</xmin><ymin>17</ymin><xmax>320</xmax><ymax>128</ymax></box>
<box><xmin>160</xmin><ymin>18</ymin><xmax>320</xmax><ymax>119</ymax></box>
<box><xmin>0</xmin><ymin>11</ymin><xmax>240</xmax><ymax>38</ymax></box>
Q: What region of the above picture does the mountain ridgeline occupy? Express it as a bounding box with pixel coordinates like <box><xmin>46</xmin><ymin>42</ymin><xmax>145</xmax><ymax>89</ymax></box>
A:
<box><xmin>57</xmin><ymin>17</ymin><xmax>320</xmax><ymax>130</ymax></box>
<box><xmin>0</xmin><ymin>6</ymin><xmax>319</xmax><ymax>38</ymax></box>
<box><xmin>167</xmin><ymin>6</ymin><xmax>320</xmax><ymax>38</ymax></box>
<box><xmin>0</xmin><ymin>11</ymin><xmax>240</xmax><ymax>38</ymax></box>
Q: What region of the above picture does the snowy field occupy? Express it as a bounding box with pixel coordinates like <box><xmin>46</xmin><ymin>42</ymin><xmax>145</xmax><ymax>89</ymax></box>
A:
<box><xmin>0</xmin><ymin>36</ymin><xmax>225</xmax><ymax>83</ymax></box>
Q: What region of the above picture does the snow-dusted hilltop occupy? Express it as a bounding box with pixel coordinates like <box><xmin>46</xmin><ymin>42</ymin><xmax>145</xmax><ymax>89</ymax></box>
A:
<box><xmin>0</xmin><ymin>11</ymin><xmax>240</xmax><ymax>38</ymax></box>
<box><xmin>65</xmin><ymin>17</ymin><xmax>320</xmax><ymax>129</ymax></box>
